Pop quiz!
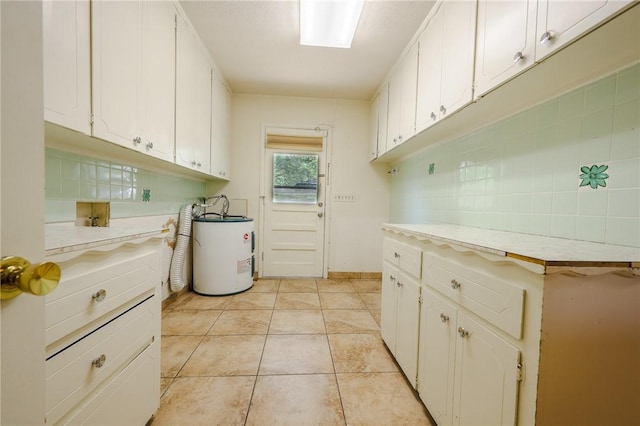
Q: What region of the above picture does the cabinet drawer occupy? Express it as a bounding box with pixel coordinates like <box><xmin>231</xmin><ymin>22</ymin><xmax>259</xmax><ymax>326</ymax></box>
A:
<box><xmin>383</xmin><ymin>237</ymin><xmax>422</xmax><ymax>278</ymax></box>
<box><xmin>46</xmin><ymin>297</ymin><xmax>156</xmax><ymax>425</ymax></box>
<box><xmin>59</xmin><ymin>341</ymin><xmax>159</xmax><ymax>426</ymax></box>
<box><xmin>45</xmin><ymin>246</ymin><xmax>159</xmax><ymax>347</ymax></box>
<box><xmin>426</xmin><ymin>255</ymin><xmax>524</xmax><ymax>339</ymax></box>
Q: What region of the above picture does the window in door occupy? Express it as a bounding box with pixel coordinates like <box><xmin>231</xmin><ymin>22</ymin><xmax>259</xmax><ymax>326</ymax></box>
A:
<box><xmin>272</xmin><ymin>152</ymin><xmax>319</xmax><ymax>204</ymax></box>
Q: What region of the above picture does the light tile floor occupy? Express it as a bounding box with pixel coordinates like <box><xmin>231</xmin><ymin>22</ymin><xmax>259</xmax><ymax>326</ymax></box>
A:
<box><xmin>152</xmin><ymin>278</ymin><xmax>434</xmax><ymax>426</ymax></box>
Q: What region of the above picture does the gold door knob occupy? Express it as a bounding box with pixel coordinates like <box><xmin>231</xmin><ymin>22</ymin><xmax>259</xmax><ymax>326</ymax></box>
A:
<box><xmin>1</xmin><ymin>256</ymin><xmax>61</xmax><ymax>300</ymax></box>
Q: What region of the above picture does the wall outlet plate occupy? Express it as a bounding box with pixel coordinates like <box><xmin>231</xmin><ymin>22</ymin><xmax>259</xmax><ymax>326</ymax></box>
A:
<box><xmin>333</xmin><ymin>194</ymin><xmax>356</xmax><ymax>202</ymax></box>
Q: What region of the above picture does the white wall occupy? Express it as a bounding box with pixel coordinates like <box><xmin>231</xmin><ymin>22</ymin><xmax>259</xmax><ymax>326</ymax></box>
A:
<box><xmin>210</xmin><ymin>95</ymin><xmax>390</xmax><ymax>274</ymax></box>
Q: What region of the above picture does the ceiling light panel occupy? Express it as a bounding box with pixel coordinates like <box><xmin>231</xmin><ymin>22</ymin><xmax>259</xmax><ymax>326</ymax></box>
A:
<box><xmin>300</xmin><ymin>0</ymin><xmax>365</xmax><ymax>48</ymax></box>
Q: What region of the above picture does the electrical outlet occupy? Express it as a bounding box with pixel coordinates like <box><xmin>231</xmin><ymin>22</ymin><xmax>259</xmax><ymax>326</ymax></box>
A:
<box><xmin>333</xmin><ymin>194</ymin><xmax>356</xmax><ymax>202</ymax></box>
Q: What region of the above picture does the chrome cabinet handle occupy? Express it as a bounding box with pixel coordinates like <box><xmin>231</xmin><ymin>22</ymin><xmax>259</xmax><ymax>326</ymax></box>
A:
<box><xmin>539</xmin><ymin>31</ymin><xmax>552</xmax><ymax>45</ymax></box>
<box><xmin>394</xmin><ymin>252</ymin><xmax>400</xmax><ymax>258</ymax></box>
<box><xmin>450</xmin><ymin>279</ymin><xmax>461</xmax><ymax>290</ymax></box>
<box><xmin>440</xmin><ymin>105</ymin><xmax>446</xmax><ymax>115</ymax></box>
<box><xmin>458</xmin><ymin>327</ymin><xmax>469</xmax><ymax>338</ymax></box>
<box><xmin>133</xmin><ymin>136</ymin><xmax>141</xmax><ymax>145</ymax></box>
<box><xmin>146</xmin><ymin>142</ymin><xmax>153</xmax><ymax>149</ymax></box>
<box><xmin>92</xmin><ymin>289</ymin><xmax>106</xmax><ymax>302</ymax></box>
<box><xmin>513</xmin><ymin>51</ymin><xmax>524</xmax><ymax>63</ymax></box>
<box><xmin>398</xmin><ymin>135</ymin><xmax>403</xmax><ymax>141</ymax></box>
<box><xmin>197</xmin><ymin>162</ymin><xmax>202</xmax><ymax>167</ymax></box>
<box><xmin>389</xmin><ymin>274</ymin><xmax>396</xmax><ymax>281</ymax></box>
<box><xmin>440</xmin><ymin>313</ymin><xmax>449</xmax><ymax>323</ymax></box>
<box><xmin>430</xmin><ymin>112</ymin><xmax>436</xmax><ymax>121</ymax></box>
<box><xmin>396</xmin><ymin>281</ymin><xmax>403</xmax><ymax>288</ymax></box>
<box><xmin>92</xmin><ymin>354</ymin><xmax>107</xmax><ymax>368</ymax></box>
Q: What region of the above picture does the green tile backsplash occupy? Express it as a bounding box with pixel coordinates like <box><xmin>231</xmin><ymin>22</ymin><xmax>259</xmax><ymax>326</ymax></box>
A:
<box><xmin>45</xmin><ymin>148</ymin><xmax>206</xmax><ymax>222</ymax></box>
<box><xmin>390</xmin><ymin>62</ymin><xmax>640</xmax><ymax>248</ymax></box>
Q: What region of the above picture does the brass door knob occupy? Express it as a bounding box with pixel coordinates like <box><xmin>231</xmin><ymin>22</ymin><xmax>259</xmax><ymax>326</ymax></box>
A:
<box><xmin>1</xmin><ymin>256</ymin><xmax>61</xmax><ymax>299</ymax></box>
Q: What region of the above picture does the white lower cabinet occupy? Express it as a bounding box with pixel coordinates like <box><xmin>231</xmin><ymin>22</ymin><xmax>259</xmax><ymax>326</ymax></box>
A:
<box><xmin>418</xmin><ymin>287</ymin><xmax>519</xmax><ymax>426</ymax></box>
<box><xmin>381</xmin><ymin>265</ymin><xmax>421</xmax><ymax>385</ymax></box>
<box><xmin>44</xmin><ymin>239</ymin><xmax>161</xmax><ymax>425</ymax></box>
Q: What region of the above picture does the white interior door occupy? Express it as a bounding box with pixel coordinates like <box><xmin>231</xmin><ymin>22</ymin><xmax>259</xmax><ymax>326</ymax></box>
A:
<box><xmin>1</xmin><ymin>2</ymin><xmax>47</xmax><ymax>424</ymax></box>
<box><xmin>261</xmin><ymin>130</ymin><xmax>328</xmax><ymax>277</ymax></box>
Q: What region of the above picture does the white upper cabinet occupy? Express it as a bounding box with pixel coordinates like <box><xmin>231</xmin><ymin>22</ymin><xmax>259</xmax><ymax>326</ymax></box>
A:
<box><xmin>535</xmin><ymin>0</ymin><xmax>632</xmax><ymax>61</ymax></box>
<box><xmin>387</xmin><ymin>43</ymin><xmax>419</xmax><ymax>151</ymax></box>
<box><xmin>369</xmin><ymin>85</ymin><xmax>390</xmax><ymax>160</ymax></box>
<box><xmin>211</xmin><ymin>76</ymin><xmax>231</xmax><ymax>180</ymax></box>
<box><xmin>369</xmin><ymin>93</ymin><xmax>380</xmax><ymax>161</ymax></box>
<box><xmin>92</xmin><ymin>0</ymin><xmax>176</xmax><ymax>162</ymax></box>
<box><xmin>43</xmin><ymin>0</ymin><xmax>91</xmax><ymax>134</ymax></box>
<box><xmin>416</xmin><ymin>0</ymin><xmax>476</xmax><ymax>133</ymax></box>
<box><xmin>140</xmin><ymin>1</ymin><xmax>176</xmax><ymax>163</ymax></box>
<box><xmin>175</xmin><ymin>14</ymin><xmax>212</xmax><ymax>174</ymax></box>
<box><xmin>475</xmin><ymin>0</ymin><xmax>537</xmax><ymax>99</ymax></box>
<box><xmin>91</xmin><ymin>0</ymin><xmax>143</xmax><ymax>148</ymax></box>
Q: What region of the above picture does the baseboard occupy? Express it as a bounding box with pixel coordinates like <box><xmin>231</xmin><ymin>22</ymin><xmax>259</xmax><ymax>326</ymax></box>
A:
<box><xmin>327</xmin><ymin>271</ymin><xmax>382</xmax><ymax>280</ymax></box>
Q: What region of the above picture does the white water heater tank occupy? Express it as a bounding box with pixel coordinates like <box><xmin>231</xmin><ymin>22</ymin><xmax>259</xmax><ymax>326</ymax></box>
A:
<box><xmin>192</xmin><ymin>216</ymin><xmax>254</xmax><ymax>295</ymax></box>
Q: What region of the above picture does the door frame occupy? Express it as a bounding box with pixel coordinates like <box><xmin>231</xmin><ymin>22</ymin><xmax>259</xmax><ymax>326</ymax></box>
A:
<box><xmin>258</xmin><ymin>124</ymin><xmax>332</xmax><ymax>278</ymax></box>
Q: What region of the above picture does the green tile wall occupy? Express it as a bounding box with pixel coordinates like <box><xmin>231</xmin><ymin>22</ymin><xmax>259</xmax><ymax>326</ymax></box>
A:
<box><xmin>390</xmin><ymin>62</ymin><xmax>640</xmax><ymax>247</ymax></box>
<box><xmin>45</xmin><ymin>148</ymin><xmax>206</xmax><ymax>222</ymax></box>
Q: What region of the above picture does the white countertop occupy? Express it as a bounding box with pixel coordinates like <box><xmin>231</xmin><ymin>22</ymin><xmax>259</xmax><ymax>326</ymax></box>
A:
<box><xmin>46</xmin><ymin>224</ymin><xmax>167</xmax><ymax>257</ymax></box>
<box><xmin>382</xmin><ymin>223</ymin><xmax>640</xmax><ymax>267</ymax></box>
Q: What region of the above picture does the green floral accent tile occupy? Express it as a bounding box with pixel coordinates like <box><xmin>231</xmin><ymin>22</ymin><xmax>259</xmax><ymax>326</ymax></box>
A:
<box><xmin>142</xmin><ymin>189</ymin><xmax>151</xmax><ymax>202</ymax></box>
<box><xmin>428</xmin><ymin>163</ymin><xmax>435</xmax><ymax>175</ymax></box>
<box><xmin>579</xmin><ymin>164</ymin><xmax>609</xmax><ymax>189</ymax></box>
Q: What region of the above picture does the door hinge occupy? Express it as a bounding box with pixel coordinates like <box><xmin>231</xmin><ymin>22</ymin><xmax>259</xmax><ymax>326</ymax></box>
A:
<box><xmin>418</xmin><ymin>294</ymin><xmax>423</xmax><ymax>304</ymax></box>
<box><xmin>516</xmin><ymin>362</ymin><xmax>523</xmax><ymax>382</ymax></box>
<box><xmin>415</xmin><ymin>375</ymin><xmax>420</xmax><ymax>391</ymax></box>
<box><xmin>261</xmin><ymin>252</ymin><xmax>264</xmax><ymax>261</ymax></box>
<box><xmin>89</xmin><ymin>112</ymin><xmax>94</xmax><ymax>127</ymax></box>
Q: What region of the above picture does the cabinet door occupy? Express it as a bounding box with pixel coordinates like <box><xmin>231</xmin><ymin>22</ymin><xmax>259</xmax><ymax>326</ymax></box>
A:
<box><xmin>416</xmin><ymin>10</ymin><xmax>443</xmax><ymax>133</ymax></box>
<box><xmin>418</xmin><ymin>287</ymin><xmax>457</xmax><ymax>426</ymax></box>
<box><xmin>211</xmin><ymin>76</ymin><xmax>231</xmax><ymax>180</ymax></box>
<box><xmin>399</xmin><ymin>42</ymin><xmax>419</xmax><ymax>143</ymax></box>
<box><xmin>453</xmin><ymin>312</ymin><xmax>520</xmax><ymax>426</ymax></box>
<box><xmin>386</xmin><ymin>69</ymin><xmax>402</xmax><ymax>151</ymax></box>
<box><xmin>369</xmin><ymin>93</ymin><xmax>380</xmax><ymax>161</ymax></box>
<box><xmin>175</xmin><ymin>16</ymin><xmax>212</xmax><ymax>173</ymax></box>
<box><xmin>92</xmin><ymin>0</ymin><xmax>143</xmax><ymax>148</ymax></box>
<box><xmin>474</xmin><ymin>0</ymin><xmax>537</xmax><ymax>98</ymax></box>
<box><xmin>377</xmin><ymin>83</ymin><xmax>390</xmax><ymax>156</ymax></box>
<box><xmin>394</xmin><ymin>273</ymin><xmax>421</xmax><ymax>388</ymax></box>
<box><xmin>43</xmin><ymin>0</ymin><xmax>91</xmax><ymax>134</ymax></box>
<box><xmin>381</xmin><ymin>264</ymin><xmax>400</xmax><ymax>351</ymax></box>
<box><xmin>439</xmin><ymin>0</ymin><xmax>476</xmax><ymax>117</ymax></box>
<box><xmin>535</xmin><ymin>0</ymin><xmax>631</xmax><ymax>61</ymax></box>
<box><xmin>140</xmin><ymin>1</ymin><xmax>175</xmax><ymax>163</ymax></box>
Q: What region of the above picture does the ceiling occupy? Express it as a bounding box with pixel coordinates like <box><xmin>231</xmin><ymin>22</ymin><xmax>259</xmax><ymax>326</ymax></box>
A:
<box><xmin>180</xmin><ymin>0</ymin><xmax>436</xmax><ymax>101</ymax></box>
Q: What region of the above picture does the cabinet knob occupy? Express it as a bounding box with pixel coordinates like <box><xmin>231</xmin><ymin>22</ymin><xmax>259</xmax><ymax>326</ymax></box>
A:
<box><xmin>197</xmin><ymin>162</ymin><xmax>202</xmax><ymax>167</ymax></box>
<box><xmin>393</xmin><ymin>138</ymin><xmax>398</xmax><ymax>143</ymax></box>
<box><xmin>513</xmin><ymin>51</ymin><xmax>525</xmax><ymax>63</ymax></box>
<box><xmin>396</xmin><ymin>281</ymin><xmax>403</xmax><ymax>288</ymax></box>
<box><xmin>394</xmin><ymin>252</ymin><xmax>400</xmax><ymax>258</ymax></box>
<box><xmin>389</xmin><ymin>274</ymin><xmax>396</xmax><ymax>281</ymax></box>
<box><xmin>92</xmin><ymin>354</ymin><xmax>107</xmax><ymax>368</ymax></box>
<box><xmin>1</xmin><ymin>256</ymin><xmax>61</xmax><ymax>300</ymax></box>
<box><xmin>440</xmin><ymin>105</ymin><xmax>446</xmax><ymax>115</ymax></box>
<box><xmin>450</xmin><ymin>279</ymin><xmax>461</xmax><ymax>290</ymax></box>
<box><xmin>398</xmin><ymin>135</ymin><xmax>403</xmax><ymax>141</ymax></box>
<box><xmin>458</xmin><ymin>327</ymin><xmax>469</xmax><ymax>338</ymax></box>
<box><xmin>439</xmin><ymin>313</ymin><xmax>449</xmax><ymax>323</ymax></box>
<box><xmin>539</xmin><ymin>31</ymin><xmax>553</xmax><ymax>45</ymax></box>
<box><xmin>133</xmin><ymin>136</ymin><xmax>141</xmax><ymax>145</ymax></box>
<box><xmin>92</xmin><ymin>289</ymin><xmax>107</xmax><ymax>302</ymax></box>
<box><xmin>146</xmin><ymin>142</ymin><xmax>154</xmax><ymax>150</ymax></box>
<box><xmin>430</xmin><ymin>112</ymin><xmax>436</xmax><ymax>121</ymax></box>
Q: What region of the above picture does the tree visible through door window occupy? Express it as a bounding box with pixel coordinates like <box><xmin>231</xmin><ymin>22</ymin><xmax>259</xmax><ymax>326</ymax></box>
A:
<box><xmin>273</xmin><ymin>152</ymin><xmax>318</xmax><ymax>203</ymax></box>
